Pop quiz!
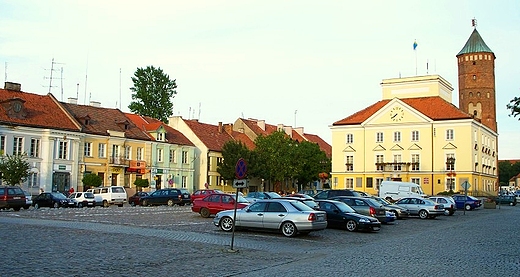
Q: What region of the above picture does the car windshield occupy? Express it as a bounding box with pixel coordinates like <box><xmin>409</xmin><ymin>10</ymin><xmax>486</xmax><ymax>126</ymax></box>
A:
<box><xmin>365</xmin><ymin>198</ymin><xmax>382</xmax><ymax>207</ymax></box>
<box><xmin>334</xmin><ymin>201</ymin><xmax>357</xmax><ymax>213</ymax></box>
<box><xmin>233</xmin><ymin>195</ymin><xmax>249</xmax><ymax>203</ymax></box>
<box><xmin>373</xmin><ymin>197</ymin><xmax>391</xmax><ymax>205</ymax></box>
<box><xmin>84</xmin><ymin>192</ymin><xmax>95</xmax><ymax>198</ymax></box>
<box><xmin>180</xmin><ymin>189</ymin><xmax>190</xmax><ymax>194</ymax></box>
<box><xmin>266</xmin><ymin>192</ymin><xmax>282</xmax><ymax>198</ymax></box>
<box><xmin>51</xmin><ymin>192</ymin><xmax>67</xmax><ymax>199</ymax></box>
<box><xmin>290</xmin><ymin>201</ymin><xmax>314</xmax><ymax>211</ymax></box>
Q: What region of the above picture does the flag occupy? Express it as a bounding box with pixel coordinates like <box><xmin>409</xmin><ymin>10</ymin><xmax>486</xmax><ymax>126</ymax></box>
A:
<box><xmin>413</xmin><ymin>40</ymin><xmax>418</xmax><ymax>50</ymax></box>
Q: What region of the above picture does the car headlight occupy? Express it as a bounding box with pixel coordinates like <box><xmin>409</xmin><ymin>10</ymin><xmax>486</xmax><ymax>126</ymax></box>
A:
<box><xmin>359</xmin><ymin>218</ymin><xmax>369</xmax><ymax>223</ymax></box>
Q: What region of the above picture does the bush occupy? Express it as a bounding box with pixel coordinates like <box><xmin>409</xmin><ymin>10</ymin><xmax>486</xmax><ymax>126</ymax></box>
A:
<box><xmin>134</xmin><ymin>179</ymin><xmax>150</xmax><ymax>191</ymax></box>
<box><xmin>82</xmin><ymin>173</ymin><xmax>102</xmax><ymax>190</ymax></box>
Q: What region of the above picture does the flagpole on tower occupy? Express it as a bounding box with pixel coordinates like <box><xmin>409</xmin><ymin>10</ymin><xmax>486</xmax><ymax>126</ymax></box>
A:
<box><xmin>413</xmin><ymin>39</ymin><xmax>418</xmax><ymax>75</ymax></box>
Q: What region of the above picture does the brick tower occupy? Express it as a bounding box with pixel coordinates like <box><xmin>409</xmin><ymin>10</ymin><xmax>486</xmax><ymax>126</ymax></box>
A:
<box><xmin>456</xmin><ymin>23</ymin><xmax>497</xmax><ymax>132</ymax></box>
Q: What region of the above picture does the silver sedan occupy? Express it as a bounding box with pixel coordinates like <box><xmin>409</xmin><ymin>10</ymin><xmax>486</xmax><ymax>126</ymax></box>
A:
<box><xmin>213</xmin><ymin>199</ymin><xmax>327</xmax><ymax>237</ymax></box>
<box><xmin>395</xmin><ymin>197</ymin><xmax>444</xmax><ymax>219</ymax></box>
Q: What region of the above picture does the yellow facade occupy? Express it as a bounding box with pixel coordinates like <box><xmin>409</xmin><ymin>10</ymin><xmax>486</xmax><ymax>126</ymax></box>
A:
<box><xmin>331</xmin><ymin>75</ymin><xmax>498</xmax><ymax>196</ymax></box>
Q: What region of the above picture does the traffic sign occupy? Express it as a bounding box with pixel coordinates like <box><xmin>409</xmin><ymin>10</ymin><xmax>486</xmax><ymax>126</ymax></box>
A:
<box><xmin>235</xmin><ymin>158</ymin><xmax>247</xmax><ymax>179</ymax></box>
<box><xmin>461</xmin><ymin>181</ymin><xmax>471</xmax><ymax>190</ymax></box>
<box><xmin>233</xmin><ymin>179</ymin><xmax>248</xmax><ymax>188</ymax></box>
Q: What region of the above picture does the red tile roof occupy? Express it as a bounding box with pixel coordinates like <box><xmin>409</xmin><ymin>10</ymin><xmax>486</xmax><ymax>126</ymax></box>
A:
<box><xmin>125</xmin><ymin>113</ymin><xmax>194</xmax><ymax>146</ymax></box>
<box><xmin>61</xmin><ymin>103</ymin><xmax>151</xmax><ymax>140</ymax></box>
<box><xmin>303</xmin><ymin>133</ymin><xmax>332</xmax><ymax>158</ymax></box>
<box><xmin>333</xmin><ymin>96</ymin><xmax>472</xmax><ymax>126</ymax></box>
<box><xmin>0</xmin><ymin>89</ymin><xmax>81</xmax><ymax>131</ymax></box>
<box><xmin>231</xmin><ymin>131</ymin><xmax>256</xmax><ymax>150</ymax></box>
<box><xmin>184</xmin><ymin>119</ymin><xmax>235</xmax><ymax>151</ymax></box>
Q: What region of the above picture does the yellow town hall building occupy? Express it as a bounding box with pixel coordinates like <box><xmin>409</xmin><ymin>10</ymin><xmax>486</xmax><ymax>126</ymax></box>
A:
<box><xmin>330</xmin><ymin>27</ymin><xmax>498</xmax><ymax>196</ymax></box>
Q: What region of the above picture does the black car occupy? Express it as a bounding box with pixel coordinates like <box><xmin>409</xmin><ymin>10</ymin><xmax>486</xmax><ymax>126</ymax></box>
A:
<box><xmin>313</xmin><ymin>189</ymin><xmax>364</xmax><ymax>200</ymax></box>
<box><xmin>0</xmin><ymin>185</ymin><xmax>26</xmax><ymax>211</ymax></box>
<box><xmin>129</xmin><ymin>191</ymin><xmax>149</xmax><ymax>206</ymax></box>
<box><xmin>140</xmin><ymin>188</ymin><xmax>191</xmax><ymax>206</ymax></box>
<box><xmin>316</xmin><ymin>200</ymin><xmax>381</xmax><ymax>232</ymax></box>
<box><xmin>329</xmin><ymin>196</ymin><xmax>396</xmax><ymax>224</ymax></box>
<box><xmin>32</xmin><ymin>192</ymin><xmax>76</xmax><ymax>208</ymax></box>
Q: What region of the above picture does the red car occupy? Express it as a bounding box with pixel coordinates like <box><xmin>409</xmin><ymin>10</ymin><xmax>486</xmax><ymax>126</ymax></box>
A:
<box><xmin>191</xmin><ymin>193</ymin><xmax>249</xmax><ymax>218</ymax></box>
<box><xmin>190</xmin><ymin>189</ymin><xmax>223</xmax><ymax>204</ymax></box>
<box><xmin>128</xmin><ymin>191</ymin><xmax>149</xmax><ymax>206</ymax></box>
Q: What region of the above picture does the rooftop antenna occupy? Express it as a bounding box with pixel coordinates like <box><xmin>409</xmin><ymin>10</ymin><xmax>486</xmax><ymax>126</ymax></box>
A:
<box><xmin>84</xmin><ymin>54</ymin><xmax>89</xmax><ymax>105</ymax></box>
<box><xmin>472</xmin><ymin>18</ymin><xmax>477</xmax><ymax>29</ymax></box>
<box><xmin>60</xmin><ymin>67</ymin><xmax>64</xmax><ymax>101</ymax></box>
<box><xmin>198</xmin><ymin>102</ymin><xmax>201</xmax><ymax>119</ymax></box>
<box><xmin>44</xmin><ymin>58</ymin><xmax>63</xmax><ymax>94</ymax></box>
<box><xmin>119</xmin><ymin>68</ymin><xmax>122</xmax><ymax>110</ymax></box>
<box><xmin>4</xmin><ymin>62</ymin><xmax>7</xmax><ymax>83</ymax></box>
<box><xmin>294</xmin><ymin>109</ymin><xmax>297</xmax><ymax>127</ymax></box>
<box><xmin>188</xmin><ymin>107</ymin><xmax>192</xmax><ymax>119</ymax></box>
<box><xmin>76</xmin><ymin>83</ymin><xmax>79</xmax><ymax>100</ymax></box>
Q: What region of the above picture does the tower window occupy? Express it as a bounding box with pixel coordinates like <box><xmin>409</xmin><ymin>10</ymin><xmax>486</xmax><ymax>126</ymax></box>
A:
<box><xmin>473</xmin><ymin>110</ymin><xmax>478</xmax><ymax>117</ymax></box>
<box><xmin>472</xmin><ymin>61</ymin><xmax>476</xmax><ymax>65</ymax></box>
<box><xmin>473</xmin><ymin>75</ymin><xmax>476</xmax><ymax>80</ymax></box>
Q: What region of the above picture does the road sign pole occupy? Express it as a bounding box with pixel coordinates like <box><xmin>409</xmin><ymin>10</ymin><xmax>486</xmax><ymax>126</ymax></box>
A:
<box><xmin>229</xmin><ymin>187</ymin><xmax>239</xmax><ymax>252</ymax></box>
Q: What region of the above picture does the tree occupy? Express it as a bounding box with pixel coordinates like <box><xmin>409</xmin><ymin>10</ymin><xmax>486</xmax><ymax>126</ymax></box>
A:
<box><xmin>498</xmin><ymin>160</ymin><xmax>520</xmax><ymax>185</ymax></box>
<box><xmin>291</xmin><ymin>140</ymin><xmax>331</xmax><ymax>190</ymax></box>
<box><xmin>253</xmin><ymin>131</ymin><xmax>294</xmax><ymax>184</ymax></box>
<box><xmin>82</xmin><ymin>173</ymin><xmax>102</xmax><ymax>190</ymax></box>
<box><xmin>0</xmin><ymin>154</ymin><xmax>31</xmax><ymax>186</ymax></box>
<box><xmin>217</xmin><ymin>140</ymin><xmax>252</xmax><ymax>183</ymax></box>
<box><xmin>128</xmin><ymin>65</ymin><xmax>177</xmax><ymax>122</ymax></box>
<box><xmin>506</xmin><ymin>96</ymin><xmax>520</xmax><ymax>119</ymax></box>
<box><xmin>134</xmin><ymin>178</ymin><xmax>150</xmax><ymax>191</ymax></box>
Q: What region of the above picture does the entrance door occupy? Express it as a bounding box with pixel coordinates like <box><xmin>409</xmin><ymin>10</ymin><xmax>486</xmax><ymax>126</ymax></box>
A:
<box><xmin>111</xmin><ymin>173</ymin><xmax>118</xmax><ymax>186</ymax></box>
<box><xmin>155</xmin><ymin>175</ymin><xmax>162</xmax><ymax>190</ymax></box>
<box><xmin>52</xmin><ymin>172</ymin><xmax>70</xmax><ymax>193</ymax></box>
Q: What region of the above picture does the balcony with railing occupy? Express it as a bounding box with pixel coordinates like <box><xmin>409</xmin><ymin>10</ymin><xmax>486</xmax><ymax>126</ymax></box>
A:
<box><xmin>109</xmin><ymin>156</ymin><xmax>128</xmax><ymax>166</ymax></box>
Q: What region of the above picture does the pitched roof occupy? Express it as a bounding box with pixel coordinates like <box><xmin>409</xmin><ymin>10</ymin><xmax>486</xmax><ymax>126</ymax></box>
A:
<box><xmin>184</xmin><ymin>119</ymin><xmax>234</xmax><ymax>152</ymax></box>
<box><xmin>61</xmin><ymin>103</ymin><xmax>151</xmax><ymax>140</ymax></box>
<box><xmin>230</xmin><ymin>131</ymin><xmax>256</xmax><ymax>150</ymax></box>
<box><xmin>125</xmin><ymin>113</ymin><xmax>194</xmax><ymax>146</ymax></box>
<box><xmin>0</xmin><ymin>89</ymin><xmax>80</xmax><ymax>131</ymax></box>
<box><xmin>303</xmin><ymin>133</ymin><xmax>332</xmax><ymax>158</ymax></box>
<box><xmin>333</xmin><ymin>96</ymin><xmax>472</xmax><ymax>126</ymax></box>
<box><xmin>457</xmin><ymin>28</ymin><xmax>494</xmax><ymax>56</ymax></box>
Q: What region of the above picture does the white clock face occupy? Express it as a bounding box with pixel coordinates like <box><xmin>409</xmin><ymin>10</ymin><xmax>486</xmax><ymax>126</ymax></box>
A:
<box><xmin>13</xmin><ymin>102</ymin><xmax>22</xmax><ymax>112</ymax></box>
<box><xmin>390</xmin><ymin>106</ymin><xmax>404</xmax><ymax>121</ymax></box>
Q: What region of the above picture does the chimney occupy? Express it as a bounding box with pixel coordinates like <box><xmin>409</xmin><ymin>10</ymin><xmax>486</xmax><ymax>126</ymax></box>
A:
<box><xmin>257</xmin><ymin>120</ymin><xmax>265</xmax><ymax>131</ymax></box>
<box><xmin>90</xmin><ymin>101</ymin><xmax>101</xmax><ymax>107</ymax></box>
<box><xmin>218</xmin><ymin>122</ymin><xmax>223</xmax><ymax>133</ymax></box>
<box><xmin>224</xmin><ymin>123</ymin><xmax>233</xmax><ymax>134</ymax></box>
<box><xmin>4</xmin><ymin>82</ymin><xmax>21</xmax><ymax>91</ymax></box>
<box><xmin>68</xmin><ymin>97</ymin><xmax>78</xmax><ymax>104</ymax></box>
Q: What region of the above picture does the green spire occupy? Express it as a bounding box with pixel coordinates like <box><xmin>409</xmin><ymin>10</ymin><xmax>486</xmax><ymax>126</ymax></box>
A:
<box><xmin>457</xmin><ymin>28</ymin><xmax>493</xmax><ymax>56</ymax></box>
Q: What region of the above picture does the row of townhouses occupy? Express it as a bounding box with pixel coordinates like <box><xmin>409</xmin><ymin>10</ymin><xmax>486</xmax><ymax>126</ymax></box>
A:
<box><xmin>0</xmin><ymin>81</ymin><xmax>331</xmax><ymax>197</ymax></box>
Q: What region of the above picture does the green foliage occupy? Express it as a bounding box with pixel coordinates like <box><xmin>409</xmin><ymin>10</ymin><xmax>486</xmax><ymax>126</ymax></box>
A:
<box><xmin>217</xmin><ymin>140</ymin><xmax>252</xmax><ymax>182</ymax></box>
<box><xmin>0</xmin><ymin>154</ymin><xmax>31</xmax><ymax>186</ymax></box>
<box><xmin>437</xmin><ymin>190</ymin><xmax>455</xmax><ymax>195</ymax></box>
<box><xmin>498</xmin><ymin>160</ymin><xmax>520</xmax><ymax>184</ymax></box>
<box><xmin>506</xmin><ymin>96</ymin><xmax>520</xmax><ymax>119</ymax></box>
<box><xmin>134</xmin><ymin>178</ymin><xmax>150</xmax><ymax>188</ymax></box>
<box><xmin>82</xmin><ymin>173</ymin><xmax>102</xmax><ymax>188</ymax></box>
<box><xmin>128</xmin><ymin>65</ymin><xmax>177</xmax><ymax>122</ymax></box>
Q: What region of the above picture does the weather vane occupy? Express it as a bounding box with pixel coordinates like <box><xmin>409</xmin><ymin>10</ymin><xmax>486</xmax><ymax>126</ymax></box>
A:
<box><xmin>472</xmin><ymin>18</ymin><xmax>477</xmax><ymax>28</ymax></box>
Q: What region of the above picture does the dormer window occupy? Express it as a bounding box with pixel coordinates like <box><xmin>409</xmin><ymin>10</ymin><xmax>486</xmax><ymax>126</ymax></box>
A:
<box><xmin>157</xmin><ymin>132</ymin><xmax>164</xmax><ymax>141</ymax></box>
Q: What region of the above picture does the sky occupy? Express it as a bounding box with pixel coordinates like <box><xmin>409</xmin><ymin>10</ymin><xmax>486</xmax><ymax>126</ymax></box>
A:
<box><xmin>1</xmin><ymin>0</ymin><xmax>519</xmax><ymax>159</ymax></box>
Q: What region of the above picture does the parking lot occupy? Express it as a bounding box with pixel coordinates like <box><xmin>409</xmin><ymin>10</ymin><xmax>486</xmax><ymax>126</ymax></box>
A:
<box><xmin>1</xmin><ymin>204</ymin><xmax>519</xmax><ymax>276</ymax></box>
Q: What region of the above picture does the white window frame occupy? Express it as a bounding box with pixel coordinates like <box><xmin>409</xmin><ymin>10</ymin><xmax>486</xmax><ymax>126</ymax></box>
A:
<box><xmin>30</xmin><ymin>138</ymin><xmax>40</xmax><ymax>158</ymax></box>
<box><xmin>157</xmin><ymin>148</ymin><xmax>164</xmax><ymax>162</ymax></box>
<box><xmin>182</xmin><ymin>151</ymin><xmax>188</xmax><ymax>164</ymax></box>
<box><xmin>411</xmin><ymin>154</ymin><xmax>420</xmax><ymax>171</ymax></box>
<box><xmin>411</xmin><ymin>130</ymin><xmax>419</xmax><ymax>141</ymax></box>
<box><xmin>446</xmin><ymin>129</ymin><xmax>454</xmax><ymax>140</ymax></box>
<box><xmin>346</xmin><ymin>133</ymin><xmax>353</xmax><ymax>144</ymax></box>
<box><xmin>58</xmin><ymin>140</ymin><xmax>68</xmax><ymax>160</ymax></box>
<box><xmin>376</xmin><ymin>132</ymin><xmax>384</xmax><ymax>143</ymax></box>
<box><xmin>393</xmin><ymin>131</ymin><xmax>401</xmax><ymax>142</ymax></box>
<box><xmin>169</xmin><ymin>149</ymin><xmax>176</xmax><ymax>163</ymax></box>
<box><xmin>84</xmin><ymin>142</ymin><xmax>92</xmax><ymax>157</ymax></box>
<box><xmin>345</xmin><ymin>178</ymin><xmax>354</xmax><ymax>189</ymax></box>
<box><xmin>13</xmin><ymin>137</ymin><xmax>23</xmax><ymax>156</ymax></box>
<box><xmin>137</xmin><ymin>147</ymin><xmax>143</xmax><ymax>161</ymax></box>
<box><xmin>98</xmin><ymin>143</ymin><xmax>106</xmax><ymax>158</ymax></box>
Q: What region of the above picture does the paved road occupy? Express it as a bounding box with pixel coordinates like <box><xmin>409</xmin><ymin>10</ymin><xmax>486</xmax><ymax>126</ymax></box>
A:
<box><xmin>0</xmin><ymin>204</ymin><xmax>518</xmax><ymax>276</ymax></box>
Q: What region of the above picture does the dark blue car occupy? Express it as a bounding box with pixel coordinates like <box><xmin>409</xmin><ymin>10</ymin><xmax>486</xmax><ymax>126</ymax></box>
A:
<box><xmin>452</xmin><ymin>195</ymin><xmax>482</xmax><ymax>211</ymax></box>
<box><xmin>316</xmin><ymin>200</ymin><xmax>381</xmax><ymax>232</ymax></box>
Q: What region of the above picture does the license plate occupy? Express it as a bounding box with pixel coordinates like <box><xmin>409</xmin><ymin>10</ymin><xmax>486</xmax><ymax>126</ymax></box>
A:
<box><xmin>14</xmin><ymin>197</ymin><xmax>21</xmax><ymax>199</ymax></box>
<box><xmin>373</xmin><ymin>227</ymin><xmax>380</xmax><ymax>231</ymax></box>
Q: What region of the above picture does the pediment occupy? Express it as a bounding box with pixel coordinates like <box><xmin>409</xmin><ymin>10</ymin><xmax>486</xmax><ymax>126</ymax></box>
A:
<box><xmin>390</xmin><ymin>144</ymin><xmax>404</xmax><ymax>151</ymax></box>
<box><xmin>373</xmin><ymin>144</ymin><xmax>386</xmax><ymax>151</ymax></box>
<box><xmin>442</xmin><ymin>143</ymin><xmax>457</xmax><ymax>150</ymax></box>
<box><xmin>408</xmin><ymin>143</ymin><xmax>422</xmax><ymax>150</ymax></box>
<box><xmin>343</xmin><ymin>146</ymin><xmax>356</xmax><ymax>152</ymax></box>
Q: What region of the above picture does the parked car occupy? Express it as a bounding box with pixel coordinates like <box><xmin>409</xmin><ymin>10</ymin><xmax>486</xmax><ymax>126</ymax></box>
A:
<box><xmin>275</xmin><ymin>196</ymin><xmax>319</xmax><ymax>210</ymax></box>
<box><xmin>87</xmin><ymin>186</ymin><xmax>127</xmax><ymax>207</ymax></box>
<box><xmin>213</xmin><ymin>199</ymin><xmax>327</xmax><ymax>237</ymax></box>
<box><xmin>394</xmin><ymin>197</ymin><xmax>444</xmax><ymax>219</ymax></box>
<box><xmin>329</xmin><ymin>196</ymin><xmax>396</xmax><ymax>224</ymax></box>
<box><xmin>452</xmin><ymin>195</ymin><xmax>482</xmax><ymax>211</ymax></box>
<box><xmin>245</xmin><ymin>191</ymin><xmax>281</xmax><ymax>203</ymax></box>
<box><xmin>192</xmin><ymin>193</ymin><xmax>250</xmax><ymax>218</ymax></box>
<box><xmin>495</xmin><ymin>195</ymin><xmax>517</xmax><ymax>206</ymax></box>
<box><xmin>298</xmin><ymin>189</ymin><xmax>322</xmax><ymax>197</ymax></box>
<box><xmin>285</xmin><ymin>193</ymin><xmax>314</xmax><ymax>200</ymax></box>
<box><xmin>32</xmin><ymin>192</ymin><xmax>76</xmax><ymax>209</ymax></box>
<box><xmin>368</xmin><ymin>196</ymin><xmax>410</xmax><ymax>219</ymax></box>
<box><xmin>313</xmin><ymin>189</ymin><xmax>364</xmax><ymax>200</ymax></box>
<box><xmin>129</xmin><ymin>191</ymin><xmax>149</xmax><ymax>206</ymax></box>
<box><xmin>140</xmin><ymin>188</ymin><xmax>191</xmax><ymax>206</ymax></box>
<box><xmin>68</xmin><ymin>192</ymin><xmax>96</xmax><ymax>208</ymax></box>
<box><xmin>428</xmin><ymin>196</ymin><xmax>457</xmax><ymax>215</ymax></box>
<box><xmin>23</xmin><ymin>190</ymin><xmax>33</xmax><ymax>210</ymax></box>
<box><xmin>316</xmin><ymin>200</ymin><xmax>381</xmax><ymax>232</ymax></box>
<box><xmin>190</xmin><ymin>189</ymin><xmax>224</xmax><ymax>204</ymax></box>
<box><xmin>0</xmin><ymin>186</ymin><xmax>26</xmax><ymax>211</ymax></box>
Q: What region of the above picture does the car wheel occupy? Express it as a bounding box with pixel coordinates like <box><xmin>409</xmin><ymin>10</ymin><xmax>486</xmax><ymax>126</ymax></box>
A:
<box><xmin>200</xmin><ymin>208</ymin><xmax>210</xmax><ymax>218</ymax></box>
<box><xmin>34</xmin><ymin>203</ymin><xmax>40</xmax><ymax>209</ymax></box>
<box><xmin>77</xmin><ymin>203</ymin><xmax>83</xmax><ymax>208</ymax></box>
<box><xmin>23</xmin><ymin>205</ymin><xmax>30</xmax><ymax>210</ymax></box>
<box><xmin>346</xmin><ymin>220</ymin><xmax>357</xmax><ymax>232</ymax></box>
<box><xmin>281</xmin><ymin>222</ymin><xmax>297</xmax><ymax>237</ymax></box>
<box><xmin>53</xmin><ymin>202</ymin><xmax>59</xmax><ymax>208</ymax></box>
<box><xmin>465</xmin><ymin>204</ymin><xmax>471</xmax><ymax>211</ymax></box>
<box><xmin>392</xmin><ymin>210</ymin><xmax>399</xmax><ymax>219</ymax></box>
<box><xmin>13</xmin><ymin>206</ymin><xmax>21</xmax><ymax>211</ymax></box>
<box><xmin>142</xmin><ymin>200</ymin><xmax>148</xmax><ymax>207</ymax></box>
<box><xmin>448</xmin><ymin>210</ymin><xmax>455</xmax><ymax>216</ymax></box>
<box><xmin>103</xmin><ymin>200</ymin><xmax>110</xmax><ymax>208</ymax></box>
<box><xmin>418</xmin><ymin>210</ymin><xmax>428</xmax><ymax>219</ymax></box>
<box><xmin>130</xmin><ymin>201</ymin><xmax>136</xmax><ymax>207</ymax></box>
<box><xmin>179</xmin><ymin>203</ymin><xmax>185</xmax><ymax>206</ymax></box>
<box><xmin>219</xmin><ymin>217</ymin><xmax>234</xmax><ymax>232</ymax></box>
<box><xmin>167</xmin><ymin>199</ymin><xmax>174</xmax><ymax>207</ymax></box>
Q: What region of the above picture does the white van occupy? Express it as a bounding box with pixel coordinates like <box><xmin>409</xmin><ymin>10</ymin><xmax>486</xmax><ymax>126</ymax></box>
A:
<box><xmin>378</xmin><ymin>181</ymin><xmax>427</xmax><ymax>201</ymax></box>
<box><xmin>87</xmin><ymin>186</ymin><xmax>127</xmax><ymax>207</ymax></box>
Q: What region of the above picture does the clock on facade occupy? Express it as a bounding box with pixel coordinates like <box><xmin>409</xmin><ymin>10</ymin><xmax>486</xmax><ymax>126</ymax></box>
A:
<box><xmin>13</xmin><ymin>102</ymin><xmax>22</xmax><ymax>113</ymax></box>
<box><xmin>390</xmin><ymin>106</ymin><xmax>404</xmax><ymax>121</ymax></box>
